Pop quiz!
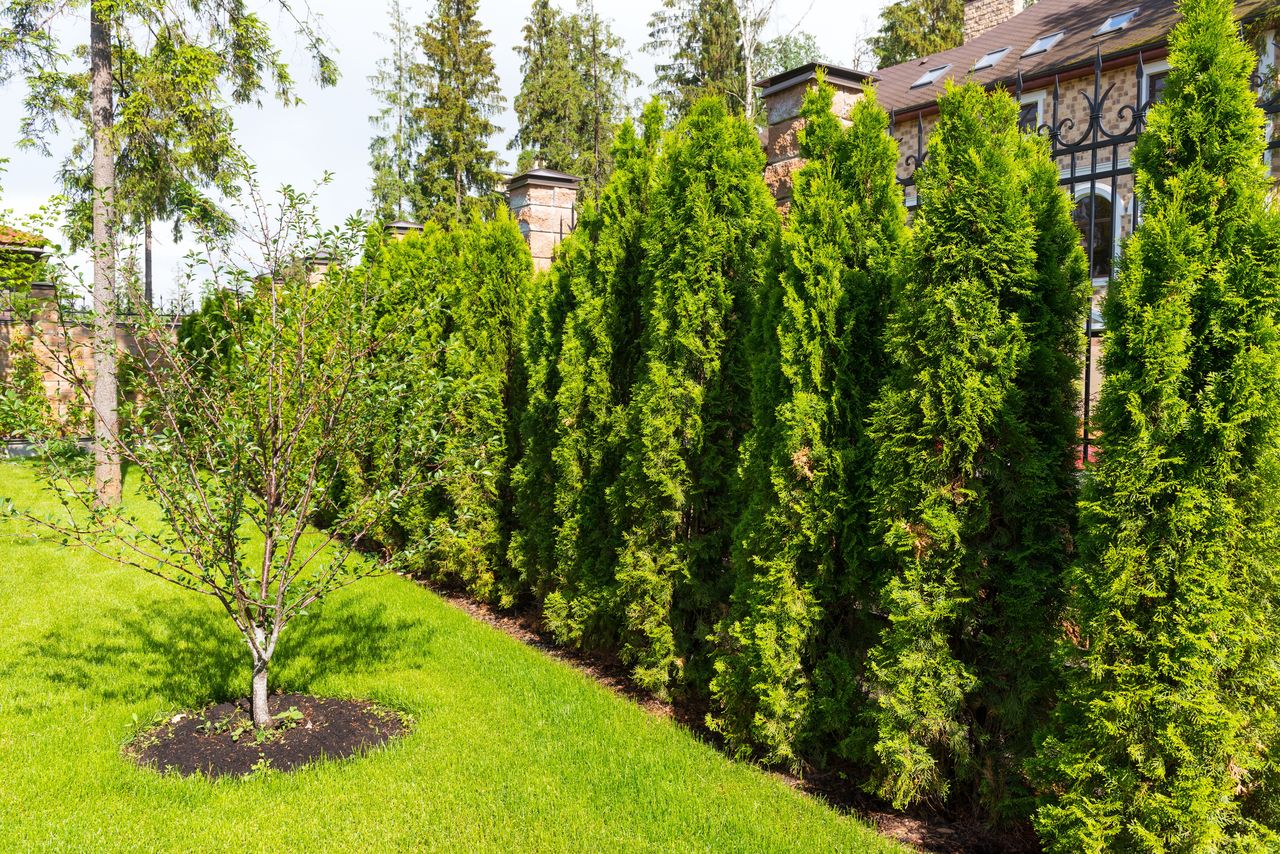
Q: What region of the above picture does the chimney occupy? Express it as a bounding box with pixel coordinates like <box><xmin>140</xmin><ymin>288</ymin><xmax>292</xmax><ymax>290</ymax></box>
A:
<box><xmin>505</xmin><ymin>168</ymin><xmax>580</xmax><ymax>272</ymax></box>
<box><xmin>756</xmin><ymin>63</ymin><xmax>874</xmax><ymax>209</ymax></box>
<box><xmin>963</xmin><ymin>0</ymin><xmax>1026</xmax><ymax>43</ymax></box>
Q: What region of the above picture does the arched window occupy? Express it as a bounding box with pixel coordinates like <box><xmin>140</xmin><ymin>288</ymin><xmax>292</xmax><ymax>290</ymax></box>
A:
<box><xmin>1072</xmin><ymin>193</ymin><xmax>1114</xmax><ymax>280</ymax></box>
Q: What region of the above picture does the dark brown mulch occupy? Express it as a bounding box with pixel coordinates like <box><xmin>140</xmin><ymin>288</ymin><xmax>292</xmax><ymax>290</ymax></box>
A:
<box><xmin>417</xmin><ymin>578</ymin><xmax>1043</xmax><ymax>854</ymax></box>
<box><xmin>127</xmin><ymin>693</ymin><xmax>409</xmax><ymax>777</ymax></box>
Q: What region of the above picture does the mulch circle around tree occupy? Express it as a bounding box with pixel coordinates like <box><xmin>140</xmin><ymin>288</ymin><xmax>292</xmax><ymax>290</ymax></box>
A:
<box><xmin>126</xmin><ymin>693</ymin><xmax>411</xmax><ymax>777</ymax></box>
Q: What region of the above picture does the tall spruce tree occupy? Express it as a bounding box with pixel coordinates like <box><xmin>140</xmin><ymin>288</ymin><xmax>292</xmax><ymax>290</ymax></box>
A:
<box><xmin>415</xmin><ymin>0</ymin><xmax>504</xmax><ymax>221</ymax></box>
<box><xmin>511</xmin><ymin>0</ymin><xmax>634</xmax><ymax>195</ymax></box>
<box><xmin>646</xmin><ymin>0</ymin><xmax>744</xmax><ymax>117</ymax></box>
<box><xmin>611</xmin><ymin>96</ymin><xmax>778</xmax><ymax>697</ymax></box>
<box><xmin>369</xmin><ymin>0</ymin><xmax>424</xmax><ymax>222</ymax></box>
<box><xmin>864</xmin><ymin>81</ymin><xmax>1087</xmax><ymax>815</ymax></box>
<box><xmin>1034</xmin><ymin>0</ymin><xmax>1280</xmax><ymax>848</ymax></box>
<box><xmin>708</xmin><ymin>78</ymin><xmax>905</xmax><ymax>768</ymax></box>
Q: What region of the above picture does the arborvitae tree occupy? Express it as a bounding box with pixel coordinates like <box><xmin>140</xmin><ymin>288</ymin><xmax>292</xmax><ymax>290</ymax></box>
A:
<box><xmin>431</xmin><ymin>215</ymin><xmax>534</xmax><ymax>604</ymax></box>
<box><xmin>415</xmin><ymin>0</ymin><xmax>504</xmax><ymax>221</ymax></box>
<box><xmin>508</xmin><ymin>101</ymin><xmax>662</xmax><ymax>643</ymax></box>
<box><xmin>611</xmin><ymin>97</ymin><xmax>778</xmax><ymax>697</ymax></box>
<box><xmin>369</xmin><ymin>0</ymin><xmax>424</xmax><ymax>222</ymax></box>
<box><xmin>868</xmin><ymin>0</ymin><xmax>962</xmax><ymax>68</ymax></box>
<box><xmin>708</xmin><ymin>79</ymin><xmax>905</xmax><ymax>768</ymax></box>
<box><xmin>864</xmin><ymin>81</ymin><xmax>1087</xmax><ymax>815</ymax></box>
<box><xmin>543</xmin><ymin>103</ymin><xmax>663</xmax><ymax>647</ymax></box>
<box><xmin>646</xmin><ymin>0</ymin><xmax>744</xmax><ymax>117</ymax></box>
<box><xmin>511</xmin><ymin>0</ymin><xmax>635</xmax><ymax>195</ymax></box>
<box><xmin>1034</xmin><ymin>0</ymin><xmax>1280</xmax><ymax>848</ymax></box>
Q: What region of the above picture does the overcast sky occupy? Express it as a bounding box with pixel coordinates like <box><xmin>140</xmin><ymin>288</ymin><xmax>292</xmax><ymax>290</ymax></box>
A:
<box><xmin>0</xmin><ymin>0</ymin><xmax>892</xmax><ymax>304</ymax></box>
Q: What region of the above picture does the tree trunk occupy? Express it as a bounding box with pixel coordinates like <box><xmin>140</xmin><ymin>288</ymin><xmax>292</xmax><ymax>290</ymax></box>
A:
<box><xmin>144</xmin><ymin>219</ymin><xmax>153</xmax><ymax>308</ymax></box>
<box><xmin>251</xmin><ymin>627</ymin><xmax>274</xmax><ymax>729</ymax></box>
<box><xmin>90</xmin><ymin>1</ymin><xmax>121</xmax><ymax>505</ymax></box>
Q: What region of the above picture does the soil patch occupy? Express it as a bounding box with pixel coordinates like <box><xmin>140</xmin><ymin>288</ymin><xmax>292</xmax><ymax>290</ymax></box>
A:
<box><xmin>127</xmin><ymin>693</ymin><xmax>409</xmax><ymax>777</ymax></box>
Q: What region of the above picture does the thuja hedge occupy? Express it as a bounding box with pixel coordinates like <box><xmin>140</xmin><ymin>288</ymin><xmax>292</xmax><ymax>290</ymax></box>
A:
<box><xmin>180</xmin><ymin>0</ymin><xmax>1280</xmax><ymax>838</ymax></box>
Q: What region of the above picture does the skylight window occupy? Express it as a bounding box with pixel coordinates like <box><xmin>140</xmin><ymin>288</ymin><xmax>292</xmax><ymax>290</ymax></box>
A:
<box><xmin>973</xmin><ymin>47</ymin><xmax>1011</xmax><ymax>71</ymax></box>
<box><xmin>911</xmin><ymin>64</ymin><xmax>951</xmax><ymax>89</ymax></box>
<box><xmin>1095</xmin><ymin>8</ymin><xmax>1139</xmax><ymax>36</ymax></box>
<box><xmin>1022</xmin><ymin>31</ymin><xmax>1065</xmax><ymax>57</ymax></box>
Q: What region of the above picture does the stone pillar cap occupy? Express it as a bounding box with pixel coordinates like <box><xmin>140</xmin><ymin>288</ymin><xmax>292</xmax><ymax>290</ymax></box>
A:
<box><xmin>756</xmin><ymin>62</ymin><xmax>875</xmax><ymax>98</ymax></box>
<box><xmin>506</xmin><ymin>168</ymin><xmax>581</xmax><ymax>192</ymax></box>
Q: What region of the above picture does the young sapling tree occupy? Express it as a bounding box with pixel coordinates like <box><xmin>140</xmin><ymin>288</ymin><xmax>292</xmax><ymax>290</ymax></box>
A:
<box><xmin>16</xmin><ymin>176</ymin><xmax>462</xmax><ymax>729</ymax></box>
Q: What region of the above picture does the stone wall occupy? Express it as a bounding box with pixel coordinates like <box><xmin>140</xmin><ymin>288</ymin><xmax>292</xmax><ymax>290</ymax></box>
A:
<box><xmin>1</xmin><ymin>283</ymin><xmax>148</xmax><ymax>434</ymax></box>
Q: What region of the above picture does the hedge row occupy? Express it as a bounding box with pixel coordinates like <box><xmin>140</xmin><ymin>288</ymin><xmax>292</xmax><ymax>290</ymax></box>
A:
<box><xmin>325</xmin><ymin>0</ymin><xmax>1280</xmax><ymax>844</ymax></box>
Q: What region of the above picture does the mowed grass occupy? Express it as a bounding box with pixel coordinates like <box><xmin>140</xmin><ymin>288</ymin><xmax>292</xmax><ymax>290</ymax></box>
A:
<box><xmin>0</xmin><ymin>462</ymin><xmax>902</xmax><ymax>853</ymax></box>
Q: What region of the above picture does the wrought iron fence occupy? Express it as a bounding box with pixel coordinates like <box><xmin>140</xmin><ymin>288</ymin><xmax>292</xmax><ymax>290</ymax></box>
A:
<box><xmin>890</xmin><ymin>40</ymin><xmax>1280</xmax><ymax>465</ymax></box>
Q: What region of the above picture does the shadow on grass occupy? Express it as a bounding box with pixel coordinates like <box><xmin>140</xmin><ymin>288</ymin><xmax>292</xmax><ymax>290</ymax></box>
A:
<box><xmin>8</xmin><ymin>589</ymin><xmax>433</xmax><ymax>716</ymax></box>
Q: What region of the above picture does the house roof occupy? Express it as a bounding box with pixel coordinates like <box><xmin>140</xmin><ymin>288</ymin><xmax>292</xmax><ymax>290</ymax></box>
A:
<box><xmin>874</xmin><ymin>0</ymin><xmax>1277</xmax><ymax>115</ymax></box>
<box><xmin>0</xmin><ymin>224</ymin><xmax>48</xmax><ymax>250</ymax></box>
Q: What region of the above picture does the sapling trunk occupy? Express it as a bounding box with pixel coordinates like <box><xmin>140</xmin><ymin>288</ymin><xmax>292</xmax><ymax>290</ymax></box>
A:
<box><xmin>250</xmin><ymin>627</ymin><xmax>273</xmax><ymax>729</ymax></box>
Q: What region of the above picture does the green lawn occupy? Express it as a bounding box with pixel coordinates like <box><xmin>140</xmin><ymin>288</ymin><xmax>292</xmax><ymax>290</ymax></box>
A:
<box><xmin>0</xmin><ymin>462</ymin><xmax>901</xmax><ymax>852</ymax></box>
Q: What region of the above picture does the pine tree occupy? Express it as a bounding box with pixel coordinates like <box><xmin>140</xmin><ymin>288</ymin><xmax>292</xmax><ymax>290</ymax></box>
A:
<box><xmin>1034</xmin><ymin>0</ymin><xmax>1280</xmax><ymax>847</ymax></box>
<box><xmin>646</xmin><ymin>0</ymin><xmax>744</xmax><ymax>118</ymax></box>
<box><xmin>414</xmin><ymin>0</ymin><xmax>504</xmax><ymax>221</ymax></box>
<box><xmin>511</xmin><ymin>0</ymin><xmax>635</xmax><ymax>195</ymax></box>
<box><xmin>369</xmin><ymin>0</ymin><xmax>424</xmax><ymax>222</ymax></box>
<box><xmin>611</xmin><ymin>96</ymin><xmax>778</xmax><ymax>697</ymax></box>
<box><xmin>868</xmin><ymin>0</ymin><xmax>962</xmax><ymax>69</ymax></box>
<box><xmin>708</xmin><ymin>78</ymin><xmax>905</xmax><ymax>768</ymax></box>
<box><xmin>864</xmin><ymin>81</ymin><xmax>1087</xmax><ymax>814</ymax></box>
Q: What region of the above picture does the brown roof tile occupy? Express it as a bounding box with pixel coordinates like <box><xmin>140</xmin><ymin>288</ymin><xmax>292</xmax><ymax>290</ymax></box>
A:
<box><xmin>873</xmin><ymin>0</ymin><xmax>1277</xmax><ymax>115</ymax></box>
<box><xmin>0</xmin><ymin>224</ymin><xmax>48</xmax><ymax>248</ymax></box>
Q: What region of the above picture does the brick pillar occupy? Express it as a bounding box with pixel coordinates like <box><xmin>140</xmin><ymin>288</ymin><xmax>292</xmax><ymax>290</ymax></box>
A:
<box><xmin>757</xmin><ymin>63</ymin><xmax>872</xmax><ymax>211</ymax></box>
<box><xmin>505</xmin><ymin>168</ymin><xmax>580</xmax><ymax>272</ymax></box>
<box><xmin>962</xmin><ymin>0</ymin><xmax>1026</xmax><ymax>43</ymax></box>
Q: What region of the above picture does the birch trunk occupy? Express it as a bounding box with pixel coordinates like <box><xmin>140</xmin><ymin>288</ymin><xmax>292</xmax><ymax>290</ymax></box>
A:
<box><xmin>90</xmin><ymin>1</ymin><xmax>121</xmax><ymax>505</ymax></box>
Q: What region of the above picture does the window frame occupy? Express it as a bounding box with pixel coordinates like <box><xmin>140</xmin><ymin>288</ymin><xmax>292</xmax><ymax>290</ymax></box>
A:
<box><xmin>973</xmin><ymin>47</ymin><xmax>1011</xmax><ymax>72</ymax></box>
<box><xmin>1019</xmin><ymin>91</ymin><xmax>1047</xmax><ymax>133</ymax></box>
<box><xmin>910</xmin><ymin>64</ymin><xmax>952</xmax><ymax>89</ymax></box>
<box><xmin>1142</xmin><ymin>59</ymin><xmax>1171</xmax><ymax>109</ymax></box>
<box><xmin>1071</xmin><ymin>186</ymin><xmax>1120</xmax><ymax>286</ymax></box>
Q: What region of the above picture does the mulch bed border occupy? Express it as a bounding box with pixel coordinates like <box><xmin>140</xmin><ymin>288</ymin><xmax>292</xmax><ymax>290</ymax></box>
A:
<box><xmin>124</xmin><ymin>692</ymin><xmax>412</xmax><ymax>778</ymax></box>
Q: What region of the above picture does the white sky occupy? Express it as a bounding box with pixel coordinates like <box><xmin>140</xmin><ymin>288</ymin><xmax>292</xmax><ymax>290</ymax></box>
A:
<box><xmin>0</xmin><ymin>0</ymin><xmax>892</xmax><ymax>304</ymax></box>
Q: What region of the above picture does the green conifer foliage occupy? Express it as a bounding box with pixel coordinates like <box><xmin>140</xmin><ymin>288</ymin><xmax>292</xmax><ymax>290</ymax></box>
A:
<box><xmin>546</xmin><ymin>106</ymin><xmax>663</xmax><ymax>646</ymax></box>
<box><xmin>865</xmin><ymin>81</ymin><xmax>1087</xmax><ymax>813</ymax></box>
<box><xmin>511</xmin><ymin>0</ymin><xmax>635</xmax><ymax>195</ymax></box>
<box><xmin>509</xmin><ymin>102</ymin><xmax>663</xmax><ymax>646</ymax></box>
<box><xmin>415</xmin><ymin>0</ymin><xmax>505</xmax><ymax>222</ymax></box>
<box><xmin>1034</xmin><ymin>0</ymin><xmax>1280</xmax><ymax>847</ymax></box>
<box><xmin>612</xmin><ymin>97</ymin><xmax>778</xmax><ymax>697</ymax></box>
<box><xmin>708</xmin><ymin>79</ymin><xmax>905</xmax><ymax>768</ymax></box>
<box><xmin>355</xmin><ymin>216</ymin><xmax>533</xmax><ymax>605</ymax></box>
